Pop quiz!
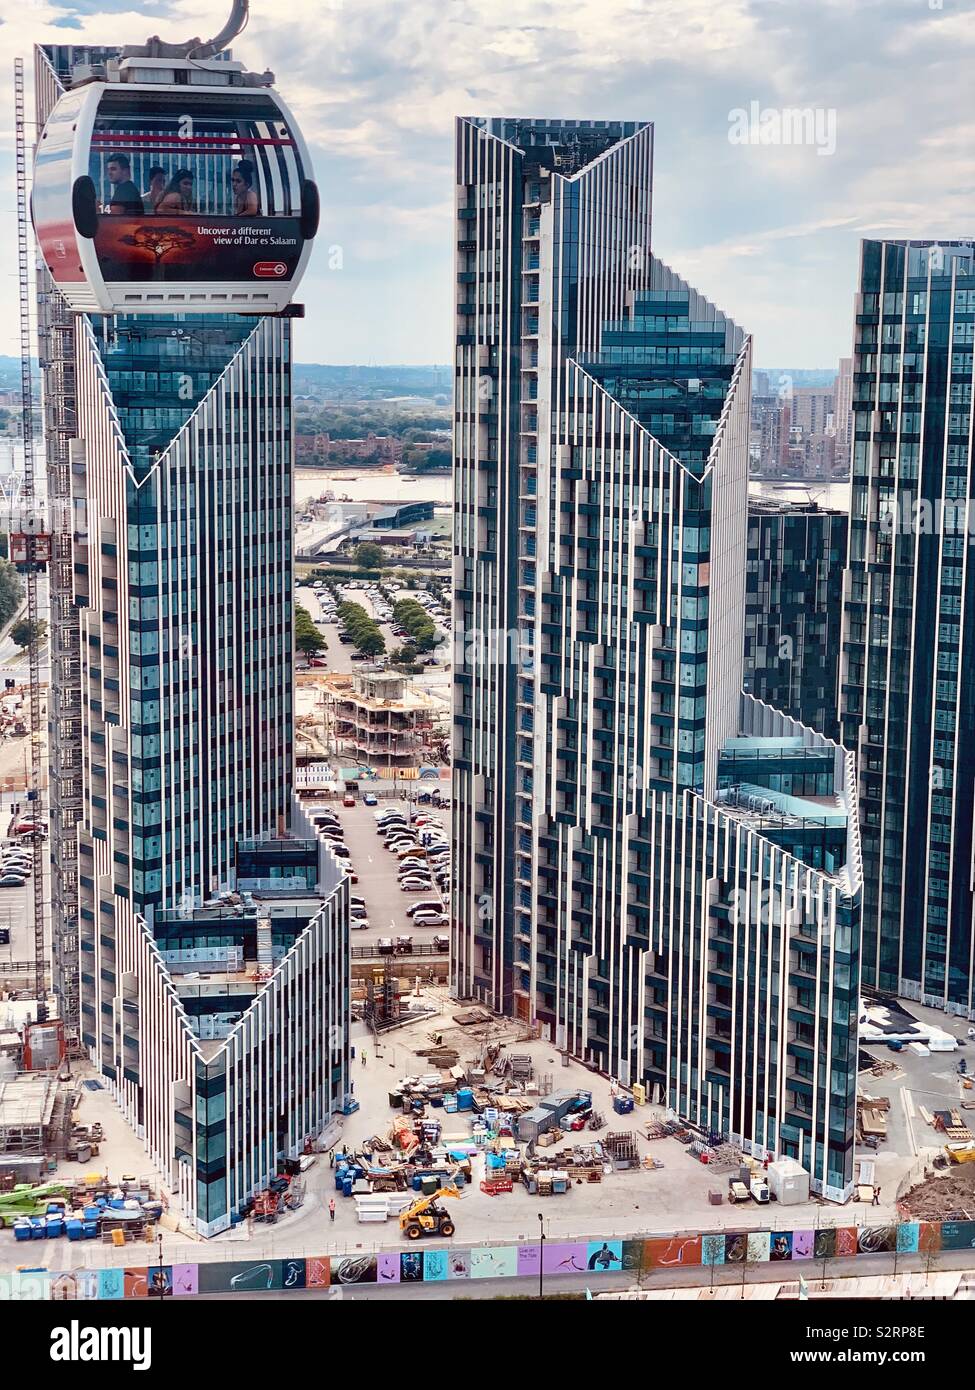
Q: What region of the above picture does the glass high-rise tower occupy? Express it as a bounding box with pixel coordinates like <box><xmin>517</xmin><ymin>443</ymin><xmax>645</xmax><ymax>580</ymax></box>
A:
<box><xmin>452</xmin><ymin>117</ymin><xmax>862</xmax><ymax>1197</ymax></box>
<box><xmin>34</xmin><ymin>41</ymin><xmax>348</xmax><ymax>1236</ymax></box>
<box><xmin>841</xmin><ymin>239</ymin><xmax>975</xmax><ymax>1017</ymax></box>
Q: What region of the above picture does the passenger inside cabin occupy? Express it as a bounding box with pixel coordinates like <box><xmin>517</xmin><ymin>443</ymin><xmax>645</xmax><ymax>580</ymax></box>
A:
<box><xmin>155</xmin><ymin>169</ymin><xmax>195</xmax><ymax>215</ymax></box>
<box><xmin>231</xmin><ymin>160</ymin><xmax>261</xmax><ymax>217</ymax></box>
<box><xmin>104</xmin><ymin>153</ymin><xmax>143</xmax><ymax>215</ymax></box>
<box><xmin>142</xmin><ymin>166</ymin><xmax>167</xmax><ymax>213</ymax></box>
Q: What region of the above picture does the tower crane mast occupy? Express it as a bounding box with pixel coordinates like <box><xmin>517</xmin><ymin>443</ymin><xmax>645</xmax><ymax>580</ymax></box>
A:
<box><xmin>14</xmin><ymin>56</ymin><xmax>49</xmax><ymax>1007</ymax></box>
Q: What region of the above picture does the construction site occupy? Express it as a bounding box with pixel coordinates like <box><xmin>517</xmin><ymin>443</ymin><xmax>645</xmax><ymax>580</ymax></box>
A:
<box><xmin>306</xmin><ymin>993</ymin><xmax>889</xmax><ymax>1248</ymax></box>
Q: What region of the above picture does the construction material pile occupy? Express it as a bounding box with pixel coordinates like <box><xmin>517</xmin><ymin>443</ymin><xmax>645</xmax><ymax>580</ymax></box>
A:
<box><xmin>2</xmin><ymin>1173</ymin><xmax>164</xmax><ymax>1244</ymax></box>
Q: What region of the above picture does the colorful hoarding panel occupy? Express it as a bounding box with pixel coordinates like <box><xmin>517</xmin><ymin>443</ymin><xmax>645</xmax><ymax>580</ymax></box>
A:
<box><xmin>9</xmin><ymin>1214</ymin><xmax>975</xmax><ymax>1298</ymax></box>
<box><xmin>470</xmin><ymin>1246</ymin><xmax>518</xmax><ymax>1279</ymax></box>
<box><xmin>331</xmin><ymin>1255</ymin><xmax>377</xmax><ymax>1286</ymax></box>
<box><xmin>375</xmin><ymin>1254</ymin><xmax>399</xmax><ymax>1284</ymax></box>
<box><xmin>724</xmin><ymin>1233</ymin><xmax>749</xmax><ymax>1264</ymax></box>
<box><xmin>896</xmin><ymin>1223</ymin><xmax>920</xmax><ymax>1254</ymax></box>
<box><xmin>746</xmin><ymin>1232</ymin><xmax>771</xmax><ymax>1264</ymax></box>
<box><xmin>622</xmin><ymin>1240</ymin><xmax>645</xmax><ymax>1272</ymax></box>
<box><xmin>646</xmin><ymin>1234</ymin><xmax>703</xmax><ymax>1269</ymax></box>
<box><xmin>791</xmin><ymin>1230</ymin><xmax>815</xmax><ymax>1260</ymax></box>
<box><xmin>834</xmin><ymin>1227</ymin><xmax>859</xmax><ymax>1258</ymax></box>
<box><xmin>172</xmin><ymin>1264</ymin><xmax>199</xmax><ymax>1296</ymax></box>
<box><xmin>813</xmin><ymin>1229</ymin><xmax>835</xmax><ymax>1260</ymax></box>
<box><xmin>423</xmin><ymin>1249</ymin><xmax>449</xmax><ymax>1282</ymax></box>
<box><xmin>857</xmin><ymin>1225</ymin><xmax>897</xmax><ymax>1255</ymax></box>
<box><xmin>587</xmin><ymin>1240</ymin><xmax>624</xmax><ymax>1273</ymax></box>
<box><xmin>939</xmin><ymin>1221</ymin><xmax>975</xmax><ymax>1252</ymax></box>
<box><xmin>702</xmin><ymin>1234</ymin><xmax>725</xmax><ymax>1266</ymax></box>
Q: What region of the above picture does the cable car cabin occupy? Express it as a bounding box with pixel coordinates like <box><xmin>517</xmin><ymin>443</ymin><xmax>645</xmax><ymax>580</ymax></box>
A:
<box><xmin>32</xmin><ymin>57</ymin><xmax>319</xmax><ymax>315</ymax></box>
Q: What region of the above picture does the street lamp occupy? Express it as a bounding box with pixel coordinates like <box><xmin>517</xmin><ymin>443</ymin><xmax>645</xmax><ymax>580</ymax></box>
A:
<box><xmin>538</xmin><ymin>1213</ymin><xmax>545</xmax><ymax>1300</ymax></box>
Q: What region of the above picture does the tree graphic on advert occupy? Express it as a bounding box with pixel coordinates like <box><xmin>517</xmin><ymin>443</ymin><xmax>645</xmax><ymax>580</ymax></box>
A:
<box><xmin>120</xmin><ymin>224</ymin><xmax>196</xmax><ymax>266</ymax></box>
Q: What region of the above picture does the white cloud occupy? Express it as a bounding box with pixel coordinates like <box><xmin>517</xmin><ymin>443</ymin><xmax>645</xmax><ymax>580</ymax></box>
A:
<box><xmin>0</xmin><ymin>0</ymin><xmax>972</xmax><ymax>364</ymax></box>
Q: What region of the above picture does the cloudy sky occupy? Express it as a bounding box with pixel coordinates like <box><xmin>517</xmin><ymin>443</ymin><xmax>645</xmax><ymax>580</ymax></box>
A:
<box><xmin>0</xmin><ymin>0</ymin><xmax>973</xmax><ymax>366</ymax></box>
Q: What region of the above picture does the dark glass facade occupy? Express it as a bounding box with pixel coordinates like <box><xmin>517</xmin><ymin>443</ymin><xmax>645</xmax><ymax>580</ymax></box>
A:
<box><xmin>841</xmin><ymin>239</ymin><xmax>975</xmax><ymax>1015</ymax></box>
<box><xmin>744</xmin><ymin>503</ymin><xmax>847</xmax><ymax>740</ymax></box>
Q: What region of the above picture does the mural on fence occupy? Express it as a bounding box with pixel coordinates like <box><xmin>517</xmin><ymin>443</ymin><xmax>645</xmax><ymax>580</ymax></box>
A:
<box><xmin>3</xmin><ymin>1218</ymin><xmax>974</xmax><ymax>1298</ymax></box>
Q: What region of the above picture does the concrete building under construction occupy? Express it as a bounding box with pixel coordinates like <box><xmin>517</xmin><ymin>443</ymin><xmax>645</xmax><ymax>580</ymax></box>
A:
<box><xmin>326</xmin><ymin>672</ymin><xmax>441</xmax><ymax>767</ymax></box>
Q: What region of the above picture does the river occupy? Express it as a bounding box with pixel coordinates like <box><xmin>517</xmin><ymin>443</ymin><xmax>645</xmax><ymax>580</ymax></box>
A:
<box><xmin>295</xmin><ymin>469</ymin><xmax>451</xmax><ymax>506</ymax></box>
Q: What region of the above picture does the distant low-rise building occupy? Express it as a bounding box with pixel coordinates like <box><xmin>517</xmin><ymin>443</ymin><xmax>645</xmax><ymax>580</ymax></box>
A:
<box><xmin>295</xmin><ymin>432</ymin><xmax>403</xmax><ymax>465</ymax></box>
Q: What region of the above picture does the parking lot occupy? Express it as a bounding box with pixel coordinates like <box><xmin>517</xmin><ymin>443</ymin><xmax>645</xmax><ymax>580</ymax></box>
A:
<box><xmin>308</xmin><ymin>796</ymin><xmax>449</xmax><ymax>948</ymax></box>
<box><xmin>295</xmin><ymin>581</ymin><xmax>449</xmax><ymax>676</ymax></box>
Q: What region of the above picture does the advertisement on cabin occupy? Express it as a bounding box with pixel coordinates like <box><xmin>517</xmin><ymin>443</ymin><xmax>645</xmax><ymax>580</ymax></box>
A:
<box><xmin>94</xmin><ymin>215</ymin><xmax>303</xmax><ymax>283</ymax></box>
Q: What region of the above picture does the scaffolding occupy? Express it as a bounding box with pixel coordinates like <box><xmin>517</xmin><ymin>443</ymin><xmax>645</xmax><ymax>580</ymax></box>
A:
<box><xmin>0</xmin><ymin>1073</ymin><xmax>72</xmax><ymax>1156</ymax></box>
<box><xmin>30</xmin><ymin>49</ymin><xmax>84</xmax><ymax>1046</ymax></box>
<box><xmin>14</xmin><ymin>58</ymin><xmax>48</xmax><ymax>1004</ymax></box>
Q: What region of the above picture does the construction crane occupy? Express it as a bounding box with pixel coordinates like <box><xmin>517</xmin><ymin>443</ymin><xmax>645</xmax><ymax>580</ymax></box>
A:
<box><xmin>13</xmin><ymin>57</ymin><xmax>51</xmax><ymax>1006</ymax></box>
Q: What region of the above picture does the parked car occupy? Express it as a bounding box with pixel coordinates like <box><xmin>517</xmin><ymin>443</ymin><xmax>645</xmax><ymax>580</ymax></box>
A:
<box><xmin>413</xmin><ymin>911</ymin><xmax>448</xmax><ymax>926</ymax></box>
<box><xmin>0</xmin><ymin>875</ymin><xmax>25</xmax><ymax>887</ymax></box>
<box><xmin>406</xmin><ymin>900</ymin><xmax>443</xmax><ymax>917</ymax></box>
<box><xmin>350</xmin><ymin>918</ymin><xmax>370</xmax><ymax>931</ymax></box>
<box><xmin>432</xmin><ymin>935</ymin><xmax>449</xmax><ymax>952</ymax></box>
<box><xmin>363</xmin><ymin>793</ymin><xmax>378</xmax><ymax>807</ymax></box>
<box><xmin>377</xmin><ymin>938</ymin><xmax>394</xmax><ymax>955</ymax></box>
<box><xmin>331</xmin><ymin>844</ymin><xmax>351</xmax><ymax>858</ymax></box>
<box><xmin>343</xmin><ymin>794</ymin><xmax>356</xmax><ymax>807</ymax></box>
<box><xmin>400</xmin><ymin>878</ymin><xmax>432</xmax><ymax>892</ymax></box>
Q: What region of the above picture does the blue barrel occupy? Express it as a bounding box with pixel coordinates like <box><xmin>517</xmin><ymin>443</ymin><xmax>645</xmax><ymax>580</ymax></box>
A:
<box><xmin>109</xmin><ymin>1197</ymin><xmax>125</xmax><ymax>1209</ymax></box>
<box><xmin>83</xmin><ymin>1205</ymin><xmax>100</xmax><ymax>1220</ymax></box>
<box><xmin>457</xmin><ymin>1088</ymin><xmax>473</xmax><ymax>1112</ymax></box>
<box><xmin>82</xmin><ymin>1220</ymin><xmax>98</xmax><ymax>1238</ymax></box>
<box><xmin>66</xmin><ymin>1219</ymin><xmax>83</xmax><ymax>1241</ymax></box>
<box><xmin>341</xmin><ymin>1174</ymin><xmax>354</xmax><ymax>1197</ymax></box>
<box><xmin>46</xmin><ymin>1216</ymin><xmax>64</xmax><ymax>1238</ymax></box>
<box><xmin>30</xmin><ymin>1217</ymin><xmax>47</xmax><ymax>1239</ymax></box>
<box><xmin>13</xmin><ymin>1218</ymin><xmax>32</xmax><ymax>1242</ymax></box>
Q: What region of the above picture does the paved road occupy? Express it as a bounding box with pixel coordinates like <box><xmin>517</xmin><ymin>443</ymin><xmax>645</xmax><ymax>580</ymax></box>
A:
<box><xmin>310</xmin><ymin>797</ymin><xmax>448</xmax><ymax>945</ymax></box>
